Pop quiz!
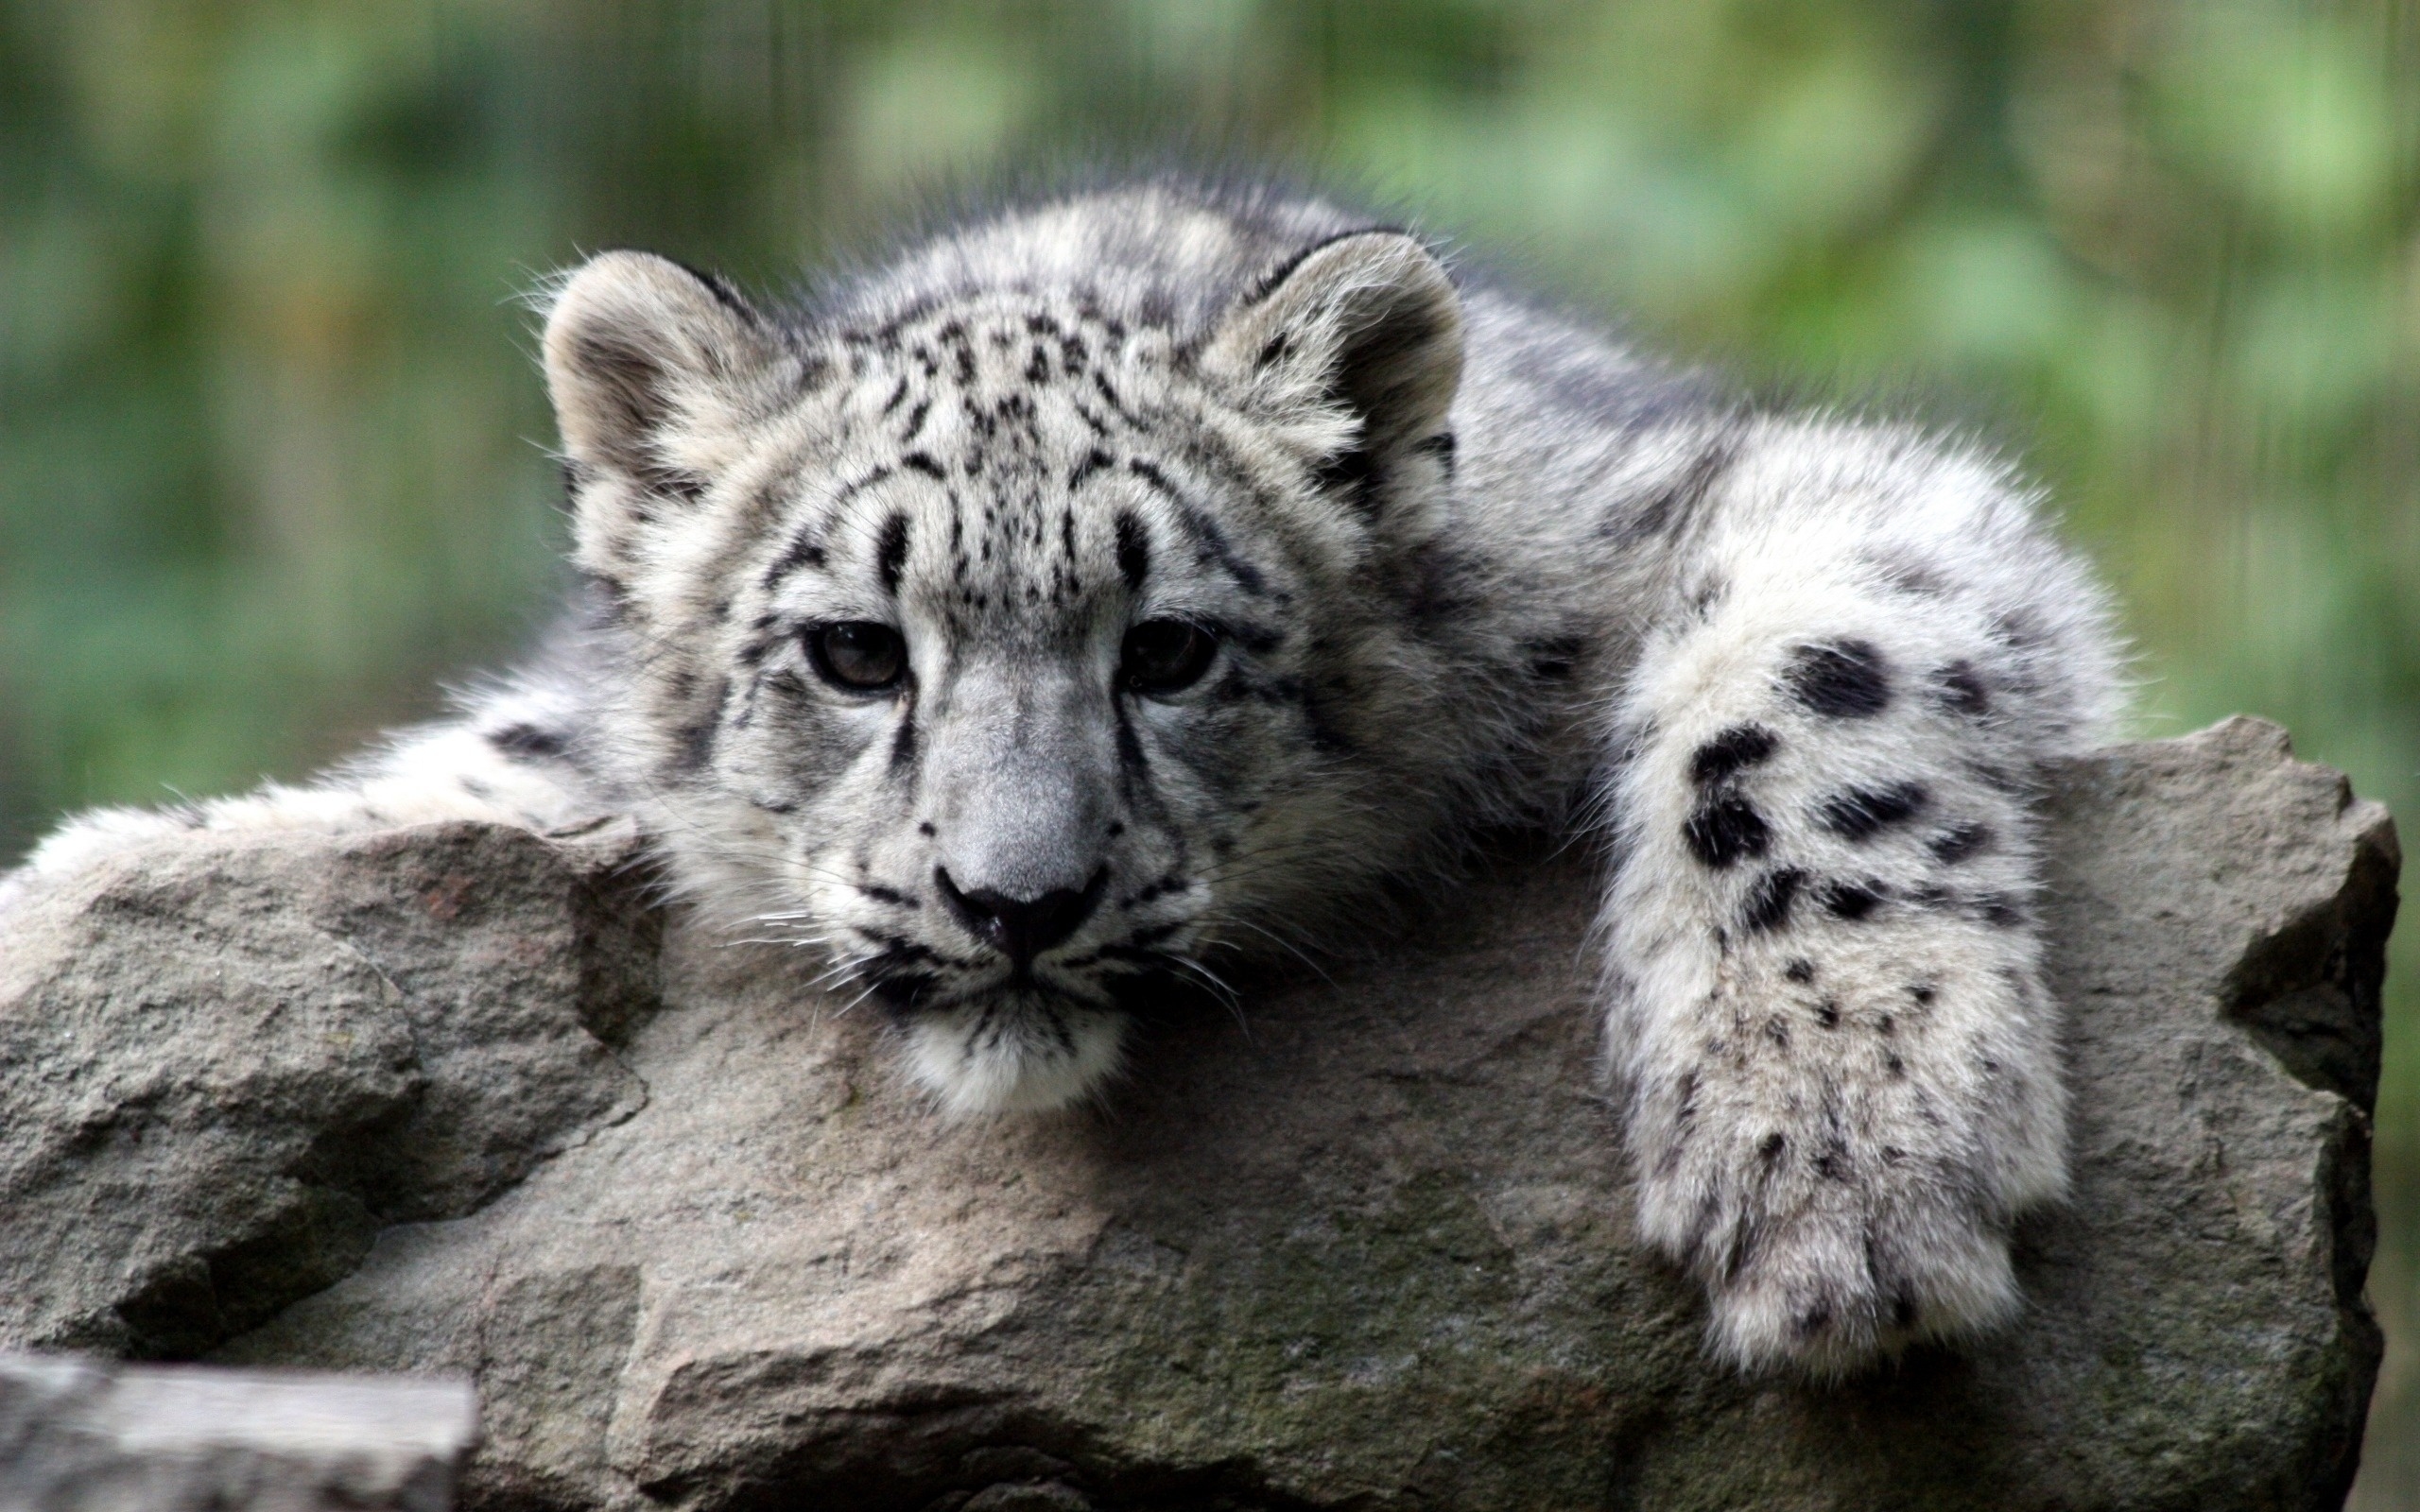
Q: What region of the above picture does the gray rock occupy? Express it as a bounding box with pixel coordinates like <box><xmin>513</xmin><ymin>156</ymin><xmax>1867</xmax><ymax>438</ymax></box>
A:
<box><xmin>0</xmin><ymin>820</ymin><xmax>659</xmax><ymax>1358</ymax></box>
<box><xmin>0</xmin><ymin>719</ymin><xmax>2395</xmax><ymax>1510</ymax></box>
<box><xmin>0</xmin><ymin>1352</ymin><xmax>477</xmax><ymax>1511</ymax></box>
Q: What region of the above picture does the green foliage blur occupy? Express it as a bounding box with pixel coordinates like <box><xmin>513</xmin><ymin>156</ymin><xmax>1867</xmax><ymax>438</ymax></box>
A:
<box><xmin>2</xmin><ymin>0</ymin><xmax>2412</xmax><ymax>1493</ymax></box>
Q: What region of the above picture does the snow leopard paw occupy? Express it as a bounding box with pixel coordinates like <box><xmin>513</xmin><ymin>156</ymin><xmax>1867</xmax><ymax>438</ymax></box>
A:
<box><xmin>1600</xmin><ymin>597</ymin><xmax>2086</xmax><ymax>1374</ymax></box>
<box><xmin>1624</xmin><ymin>937</ymin><xmax>2066</xmax><ymax>1377</ymax></box>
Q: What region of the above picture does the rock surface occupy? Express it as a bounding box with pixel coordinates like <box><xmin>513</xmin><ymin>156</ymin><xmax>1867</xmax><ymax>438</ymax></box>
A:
<box><xmin>0</xmin><ymin>1352</ymin><xmax>477</xmax><ymax>1511</ymax></box>
<box><xmin>0</xmin><ymin>718</ymin><xmax>2397</xmax><ymax>1510</ymax></box>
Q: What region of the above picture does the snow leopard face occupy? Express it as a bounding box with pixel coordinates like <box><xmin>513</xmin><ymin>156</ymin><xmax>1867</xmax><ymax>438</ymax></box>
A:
<box><xmin>541</xmin><ymin>209</ymin><xmax>1467</xmax><ymax>1113</ymax></box>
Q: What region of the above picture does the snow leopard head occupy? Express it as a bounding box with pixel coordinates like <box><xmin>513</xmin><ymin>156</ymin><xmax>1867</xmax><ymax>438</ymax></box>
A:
<box><xmin>542</xmin><ymin>187</ymin><xmax>1470</xmax><ymax>1114</ymax></box>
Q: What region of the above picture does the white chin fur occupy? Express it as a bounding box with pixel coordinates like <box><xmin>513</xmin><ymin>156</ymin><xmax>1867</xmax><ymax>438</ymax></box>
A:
<box><xmin>901</xmin><ymin>995</ymin><xmax>1128</xmax><ymax>1116</ymax></box>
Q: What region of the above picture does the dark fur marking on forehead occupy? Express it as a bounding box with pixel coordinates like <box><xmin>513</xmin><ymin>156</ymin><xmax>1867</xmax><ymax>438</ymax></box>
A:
<box><xmin>1130</xmin><ymin>460</ymin><xmax>1270</xmax><ymax>596</ymax></box>
<box><xmin>877</xmin><ymin>513</ymin><xmax>911</xmax><ymax>594</ymax></box>
<box><xmin>1113</xmin><ymin>511</ymin><xmax>1150</xmax><ymax>593</ymax></box>
<box><xmin>763</xmin><ymin>463</ymin><xmax>905</xmax><ymax>589</ymax></box>
<box><xmin>881</xmin><ymin>376</ymin><xmax>909</xmax><ymax>415</ymax></box>
<box><xmin>936</xmin><ymin>320</ymin><xmax>977</xmax><ymax>384</ymax></box>
<box><xmin>900</xmin><ymin>398</ymin><xmax>931</xmax><ymax>443</ymax></box>
<box><xmin>902</xmin><ymin>452</ymin><xmax>947</xmax><ymax>481</ymax></box>
<box><xmin>1068</xmin><ymin>449</ymin><xmax>1114</xmax><ymax>491</ymax></box>
<box><xmin>763</xmin><ymin>526</ymin><xmax>828</xmax><ymax>588</ymax></box>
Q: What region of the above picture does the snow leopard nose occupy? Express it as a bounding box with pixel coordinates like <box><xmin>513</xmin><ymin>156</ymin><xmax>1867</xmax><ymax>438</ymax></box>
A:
<box><xmin>935</xmin><ymin>866</ymin><xmax>1107</xmax><ymax>967</ymax></box>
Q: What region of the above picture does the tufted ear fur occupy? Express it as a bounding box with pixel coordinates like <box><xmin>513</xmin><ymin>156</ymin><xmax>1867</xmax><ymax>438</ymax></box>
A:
<box><xmin>543</xmin><ymin>250</ymin><xmax>780</xmax><ymax>566</ymax></box>
<box><xmin>1206</xmin><ymin>232</ymin><xmax>1464</xmax><ymax>508</ymax></box>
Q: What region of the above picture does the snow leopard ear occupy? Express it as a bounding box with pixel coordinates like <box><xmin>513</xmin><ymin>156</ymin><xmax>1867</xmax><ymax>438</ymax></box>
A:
<box><xmin>542</xmin><ymin>250</ymin><xmax>777</xmax><ymax>547</ymax></box>
<box><xmin>1207</xmin><ymin>232</ymin><xmax>1464</xmax><ymax>506</ymax></box>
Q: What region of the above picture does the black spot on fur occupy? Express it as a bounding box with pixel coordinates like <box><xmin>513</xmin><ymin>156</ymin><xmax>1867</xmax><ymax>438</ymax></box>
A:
<box><xmin>1685</xmin><ymin>790</ymin><xmax>1771</xmax><ymax>868</ymax></box>
<box><xmin>673</xmin><ymin>717</ymin><xmax>717</xmax><ymax>773</ymax></box>
<box><xmin>763</xmin><ymin>525</ymin><xmax>828</xmax><ymax>586</ymax></box>
<box><xmin>1742</xmin><ymin>868</ymin><xmax>1806</xmax><ymax>933</ymax></box>
<box><xmin>1817</xmin><ymin>782</ymin><xmax>1928</xmax><ymax>840</ymax></box>
<box><xmin>876</xmin><ymin>513</ymin><xmax>910</xmax><ymax>595</ymax></box>
<box><xmin>1785</xmin><ymin>958</ymin><xmax>1816</xmax><ymax>984</ymax></box>
<box><xmin>1928</xmin><ymin>823</ymin><xmax>1994</xmax><ymax>863</ymax></box>
<box><xmin>1690</xmin><ymin>724</ymin><xmax>1779</xmax><ymax>784</ymax></box>
<box><xmin>1412</xmin><ymin>431</ymin><xmax>1457</xmax><ymax>474</ymax></box>
<box><xmin>1091</xmin><ymin>370</ymin><xmax>1143</xmax><ymax>427</ymax></box>
<box><xmin>1978</xmin><ymin>893</ymin><xmax>2027</xmax><ymax>928</ymax></box>
<box><xmin>1522</xmin><ymin>635</ymin><xmax>1585</xmax><ymax>681</ymax></box>
<box><xmin>1937</xmin><ymin>660</ymin><xmax>1992</xmax><ymax>715</ymax></box>
<box><xmin>1759</xmin><ymin>1132</ymin><xmax>1787</xmax><ymax>1162</ymax></box>
<box><xmin>1820</xmin><ymin>880</ymin><xmax>1888</xmax><ymax>920</ymax></box>
<box><xmin>1069</xmin><ymin>449</ymin><xmax>1114</xmax><ymax>491</ymax></box>
<box><xmin>901</xmin><ymin>451</ymin><xmax>946</xmax><ymax>481</ymax></box>
<box><xmin>1128</xmin><ymin>459</ymin><xmax>1272</xmax><ymax>596</ymax></box>
<box><xmin>1788</xmin><ymin>640</ymin><xmax>1893</xmax><ymax>718</ymax></box>
<box><xmin>1816</xmin><ymin>999</ymin><xmax>1841</xmax><ymax>1028</ymax></box>
<box><xmin>1910</xmin><ymin>984</ymin><xmax>1936</xmax><ymax>1005</ymax></box>
<box><xmin>1115</xmin><ymin>510</ymin><xmax>1150</xmax><ymax>593</ymax></box>
<box><xmin>1616</xmin><ymin>438</ymin><xmax>1732</xmax><ymax>542</ymax></box>
<box><xmin>1312</xmin><ymin>442</ymin><xmax>1376</xmax><ymax>510</ymax></box>
<box><xmin>1111</xmin><ymin>696</ymin><xmax>1150</xmax><ymax>783</ymax></box>
<box><xmin>488</xmin><ymin>723</ymin><xmax>567</xmax><ymax>760</ymax></box>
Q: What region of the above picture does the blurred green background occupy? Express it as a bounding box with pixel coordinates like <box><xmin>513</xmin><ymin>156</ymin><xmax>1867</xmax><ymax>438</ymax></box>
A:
<box><xmin>0</xmin><ymin>0</ymin><xmax>2411</xmax><ymax>1497</ymax></box>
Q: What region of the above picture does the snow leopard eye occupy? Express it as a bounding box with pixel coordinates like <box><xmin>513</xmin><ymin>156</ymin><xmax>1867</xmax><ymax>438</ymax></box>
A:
<box><xmin>806</xmin><ymin>621</ymin><xmax>908</xmax><ymax>693</ymax></box>
<box><xmin>1120</xmin><ymin>620</ymin><xmax>1218</xmax><ymax>696</ymax></box>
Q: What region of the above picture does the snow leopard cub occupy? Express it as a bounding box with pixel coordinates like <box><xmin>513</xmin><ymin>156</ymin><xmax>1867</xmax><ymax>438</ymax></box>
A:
<box><xmin>9</xmin><ymin>180</ymin><xmax>2121</xmax><ymax>1378</ymax></box>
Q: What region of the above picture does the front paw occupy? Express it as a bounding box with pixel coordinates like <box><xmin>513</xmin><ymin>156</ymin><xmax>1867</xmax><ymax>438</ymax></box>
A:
<box><xmin>1624</xmin><ymin>948</ymin><xmax>2066</xmax><ymax>1377</ymax></box>
<box><xmin>1688</xmin><ymin>1163</ymin><xmax>2022</xmax><ymax>1377</ymax></box>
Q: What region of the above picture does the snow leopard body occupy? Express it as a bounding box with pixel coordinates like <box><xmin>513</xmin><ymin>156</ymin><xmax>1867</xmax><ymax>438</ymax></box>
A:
<box><xmin>9</xmin><ymin>180</ymin><xmax>2123</xmax><ymax>1378</ymax></box>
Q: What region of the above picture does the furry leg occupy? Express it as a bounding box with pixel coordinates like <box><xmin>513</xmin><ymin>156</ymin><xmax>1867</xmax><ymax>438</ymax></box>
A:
<box><xmin>1599</xmin><ymin>421</ymin><xmax>2120</xmax><ymax>1375</ymax></box>
<box><xmin>4</xmin><ymin>673</ymin><xmax>605</xmax><ymax>905</ymax></box>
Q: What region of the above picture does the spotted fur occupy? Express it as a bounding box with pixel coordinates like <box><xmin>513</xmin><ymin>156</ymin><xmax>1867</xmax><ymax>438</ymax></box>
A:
<box><xmin>5</xmin><ymin>179</ymin><xmax>2124</xmax><ymax>1380</ymax></box>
